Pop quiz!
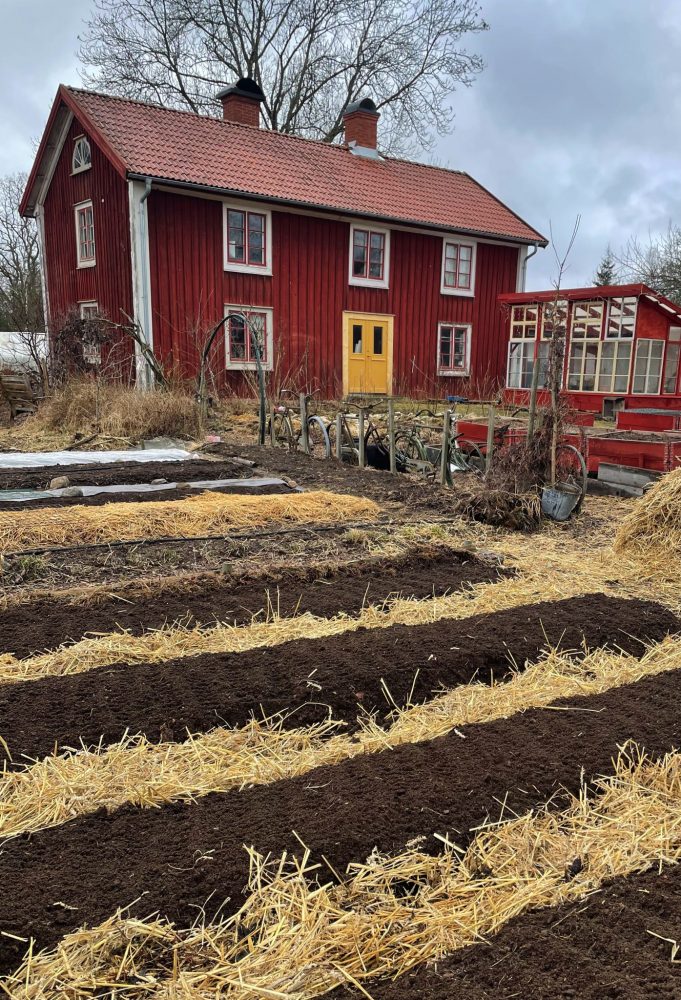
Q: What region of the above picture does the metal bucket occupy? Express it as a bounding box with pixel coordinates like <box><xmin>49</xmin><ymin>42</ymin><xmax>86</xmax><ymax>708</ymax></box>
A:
<box><xmin>541</xmin><ymin>484</ymin><xmax>581</xmax><ymax>521</ymax></box>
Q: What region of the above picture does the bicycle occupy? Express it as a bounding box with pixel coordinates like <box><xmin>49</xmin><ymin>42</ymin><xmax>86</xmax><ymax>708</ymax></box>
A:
<box><xmin>267</xmin><ymin>391</ymin><xmax>332</xmax><ymax>458</ymax></box>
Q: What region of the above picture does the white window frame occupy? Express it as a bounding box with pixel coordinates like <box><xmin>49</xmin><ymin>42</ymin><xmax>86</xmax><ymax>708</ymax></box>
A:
<box><xmin>79</xmin><ymin>301</ymin><xmax>98</xmax><ymax>319</ymax></box>
<box><xmin>506</xmin><ymin>340</ymin><xmax>550</xmax><ymax>390</ymax></box>
<box><xmin>509</xmin><ymin>303</ymin><xmax>539</xmax><ymax>340</ymax></box>
<box><xmin>223</xmin><ymin>201</ymin><xmax>273</xmax><ymax>276</ymax></box>
<box><xmin>348</xmin><ymin>222</ymin><xmax>390</xmax><ymax>289</ymax></box>
<box><xmin>440</xmin><ymin>237</ymin><xmax>476</xmax><ymax>297</ymax></box>
<box><xmin>596</xmin><ymin>339</ymin><xmax>633</xmax><ymax>394</ymax></box>
<box><xmin>74</xmin><ymin>200</ymin><xmax>96</xmax><ymax>268</ymax></box>
<box><xmin>71</xmin><ymin>135</ymin><xmax>92</xmax><ymax>175</ymax></box>
<box><xmin>570</xmin><ymin>300</ymin><xmax>604</xmax><ymax>341</ymax></box>
<box><xmin>224</xmin><ymin>305</ymin><xmax>274</xmax><ymax>371</ymax></box>
<box><xmin>606</xmin><ymin>296</ymin><xmax>637</xmax><ymax>339</ymax></box>
<box><xmin>632</xmin><ymin>338</ymin><xmax>664</xmax><ymax>395</ymax></box>
<box><xmin>663</xmin><ymin>342</ymin><xmax>681</xmax><ymax>394</ymax></box>
<box><xmin>437</xmin><ymin>322</ymin><xmax>471</xmax><ymax>376</ymax></box>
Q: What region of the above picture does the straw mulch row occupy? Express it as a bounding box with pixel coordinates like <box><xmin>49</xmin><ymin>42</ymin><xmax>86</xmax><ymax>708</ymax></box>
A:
<box><xmin>1</xmin><ymin>663</ymin><xmax>681</xmax><ymax>974</ymax></box>
<box><xmin>6</xmin><ymin>746</ymin><xmax>680</xmax><ymax>999</ymax></box>
<box><xmin>615</xmin><ymin>465</ymin><xmax>681</xmax><ymax>561</ymax></box>
<box><xmin>333</xmin><ymin>862</ymin><xmax>681</xmax><ymax>1000</ymax></box>
<box><xmin>0</xmin><ymin>547</ymin><xmax>503</xmax><ymax>659</ymax></box>
<box><xmin>0</xmin><ymin>490</ymin><xmax>380</xmax><ymax>553</ymax></box>
<box><xmin>3</xmin><ymin>635</ymin><xmax>681</xmax><ymax>844</ymax></box>
<box><xmin>0</xmin><ymin>594</ymin><xmax>673</xmax><ymax>768</ymax></box>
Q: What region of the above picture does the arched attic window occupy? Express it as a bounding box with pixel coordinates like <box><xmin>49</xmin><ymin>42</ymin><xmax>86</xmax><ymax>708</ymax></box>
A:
<box><xmin>72</xmin><ymin>136</ymin><xmax>92</xmax><ymax>174</ymax></box>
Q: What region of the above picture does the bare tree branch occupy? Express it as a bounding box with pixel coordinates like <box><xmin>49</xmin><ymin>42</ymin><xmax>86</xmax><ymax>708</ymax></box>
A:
<box><xmin>79</xmin><ymin>0</ymin><xmax>488</xmax><ymax>154</ymax></box>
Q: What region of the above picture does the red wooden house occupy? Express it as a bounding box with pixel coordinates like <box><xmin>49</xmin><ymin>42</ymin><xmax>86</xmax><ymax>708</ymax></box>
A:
<box><xmin>500</xmin><ymin>285</ymin><xmax>681</xmax><ymax>418</ymax></box>
<box><xmin>21</xmin><ymin>78</ymin><xmax>547</xmax><ymax>396</ymax></box>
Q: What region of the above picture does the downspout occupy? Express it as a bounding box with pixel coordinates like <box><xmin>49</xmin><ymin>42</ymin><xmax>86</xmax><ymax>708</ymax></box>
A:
<box><xmin>138</xmin><ymin>177</ymin><xmax>153</xmax><ymax>387</ymax></box>
<box><xmin>521</xmin><ymin>242</ymin><xmax>539</xmax><ymax>291</ymax></box>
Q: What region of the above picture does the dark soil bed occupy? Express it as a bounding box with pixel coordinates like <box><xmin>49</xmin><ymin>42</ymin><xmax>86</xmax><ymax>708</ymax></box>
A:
<box><xmin>0</xmin><ymin>481</ymin><xmax>293</xmax><ymax>510</ymax></box>
<box><xmin>0</xmin><ymin>458</ymin><xmax>252</xmax><ymax>491</ymax></box>
<box><xmin>0</xmin><ymin>549</ymin><xmax>502</xmax><ymax>658</ymax></box>
<box><xmin>1</xmin><ymin>665</ymin><xmax>680</xmax><ymax>976</ymax></box>
<box><xmin>0</xmin><ymin>595</ymin><xmax>674</xmax><ymax>768</ymax></box>
<box><xmin>234</xmin><ymin>445</ymin><xmax>475</xmax><ymax>512</ymax></box>
<box><xmin>332</xmin><ymin>864</ymin><xmax>681</xmax><ymax>999</ymax></box>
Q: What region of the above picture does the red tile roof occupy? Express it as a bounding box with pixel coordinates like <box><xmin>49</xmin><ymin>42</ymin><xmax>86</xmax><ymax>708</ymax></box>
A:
<box><xmin>26</xmin><ymin>86</ymin><xmax>547</xmax><ymax>244</ymax></box>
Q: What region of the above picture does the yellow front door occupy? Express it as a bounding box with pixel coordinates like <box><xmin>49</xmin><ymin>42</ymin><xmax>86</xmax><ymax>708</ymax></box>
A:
<box><xmin>344</xmin><ymin>313</ymin><xmax>393</xmax><ymax>395</ymax></box>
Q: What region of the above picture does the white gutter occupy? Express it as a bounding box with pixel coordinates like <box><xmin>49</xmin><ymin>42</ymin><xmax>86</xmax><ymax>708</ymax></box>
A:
<box><xmin>519</xmin><ymin>242</ymin><xmax>539</xmax><ymax>291</ymax></box>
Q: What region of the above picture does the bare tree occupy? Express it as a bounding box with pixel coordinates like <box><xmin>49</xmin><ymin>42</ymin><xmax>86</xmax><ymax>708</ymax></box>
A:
<box><xmin>79</xmin><ymin>0</ymin><xmax>488</xmax><ymax>154</ymax></box>
<box><xmin>0</xmin><ymin>173</ymin><xmax>48</xmax><ymax>387</ymax></box>
<box><xmin>0</xmin><ymin>173</ymin><xmax>43</xmax><ymax>334</ymax></box>
<box><xmin>616</xmin><ymin>224</ymin><xmax>681</xmax><ymax>305</ymax></box>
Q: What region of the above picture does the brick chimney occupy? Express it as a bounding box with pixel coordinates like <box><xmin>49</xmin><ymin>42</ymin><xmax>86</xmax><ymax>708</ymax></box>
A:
<box><xmin>217</xmin><ymin>77</ymin><xmax>265</xmax><ymax>127</ymax></box>
<box><xmin>343</xmin><ymin>98</ymin><xmax>380</xmax><ymax>154</ymax></box>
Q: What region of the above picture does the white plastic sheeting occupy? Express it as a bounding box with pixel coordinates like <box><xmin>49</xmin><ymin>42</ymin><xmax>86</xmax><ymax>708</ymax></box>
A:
<box><xmin>0</xmin><ymin>449</ymin><xmax>197</xmax><ymax>470</ymax></box>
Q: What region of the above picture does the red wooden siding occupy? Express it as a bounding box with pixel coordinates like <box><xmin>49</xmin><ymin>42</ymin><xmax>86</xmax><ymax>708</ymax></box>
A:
<box><xmin>43</xmin><ymin>117</ymin><xmax>133</xmax><ymax>328</ymax></box>
<box><xmin>148</xmin><ymin>188</ymin><xmax>520</xmax><ymax>395</ymax></box>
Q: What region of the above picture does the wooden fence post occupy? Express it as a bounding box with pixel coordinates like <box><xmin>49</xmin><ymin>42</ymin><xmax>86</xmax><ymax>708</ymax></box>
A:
<box><xmin>299</xmin><ymin>393</ymin><xmax>309</xmax><ymax>454</ymax></box>
<box><xmin>335</xmin><ymin>412</ymin><xmax>343</xmax><ymax>461</ymax></box>
<box><xmin>485</xmin><ymin>404</ymin><xmax>495</xmax><ymax>473</ymax></box>
<box><xmin>388</xmin><ymin>399</ymin><xmax>397</xmax><ymax>474</ymax></box>
<box><xmin>358</xmin><ymin>408</ymin><xmax>366</xmax><ymax>469</ymax></box>
<box><xmin>440</xmin><ymin>409</ymin><xmax>451</xmax><ymax>486</ymax></box>
<box><xmin>269</xmin><ymin>404</ymin><xmax>277</xmax><ymax>447</ymax></box>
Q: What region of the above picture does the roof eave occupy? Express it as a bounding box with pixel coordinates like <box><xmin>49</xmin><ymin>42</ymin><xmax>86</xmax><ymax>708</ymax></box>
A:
<box><xmin>127</xmin><ymin>172</ymin><xmax>547</xmax><ymax>246</ymax></box>
<box><xmin>21</xmin><ymin>85</ymin><xmax>129</xmax><ymax>217</ymax></box>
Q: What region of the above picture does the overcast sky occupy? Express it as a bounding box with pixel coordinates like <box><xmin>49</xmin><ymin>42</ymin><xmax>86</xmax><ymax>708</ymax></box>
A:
<box><xmin>2</xmin><ymin>0</ymin><xmax>680</xmax><ymax>290</ymax></box>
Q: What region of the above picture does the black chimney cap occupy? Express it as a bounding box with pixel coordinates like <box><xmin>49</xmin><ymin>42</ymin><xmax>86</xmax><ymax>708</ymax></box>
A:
<box><xmin>344</xmin><ymin>97</ymin><xmax>378</xmax><ymax>116</ymax></box>
<box><xmin>217</xmin><ymin>77</ymin><xmax>265</xmax><ymax>102</ymax></box>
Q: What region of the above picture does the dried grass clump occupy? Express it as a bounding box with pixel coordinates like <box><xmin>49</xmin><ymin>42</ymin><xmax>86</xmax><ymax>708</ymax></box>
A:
<box><xmin>0</xmin><ymin>489</ymin><xmax>380</xmax><ymax>553</ymax></box>
<box><xmin>2</xmin><ymin>636</ymin><xmax>680</xmax><ymax>842</ymax></box>
<box><xmin>30</xmin><ymin>377</ymin><xmax>205</xmax><ymax>441</ymax></box>
<box><xmin>614</xmin><ymin>466</ymin><xmax>681</xmax><ymax>560</ymax></box>
<box><xmin>453</xmin><ymin>489</ymin><xmax>541</xmax><ymax>531</ymax></box>
<box><xmin>7</xmin><ymin>746</ymin><xmax>681</xmax><ymax>998</ymax></box>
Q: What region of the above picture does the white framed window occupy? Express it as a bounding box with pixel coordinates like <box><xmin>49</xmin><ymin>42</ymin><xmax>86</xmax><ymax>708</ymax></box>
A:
<box><xmin>510</xmin><ymin>303</ymin><xmax>539</xmax><ymax>339</ymax></box>
<box><xmin>571</xmin><ymin>301</ymin><xmax>604</xmax><ymax>340</ymax></box>
<box><xmin>223</xmin><ymin>202</ymin><xmax>272</xmax><ymax>275</ymax></box>
<box><xmin>74</xmin><ymin>201</ymin><xmax>96</xmax><ymax>268</ymax></box>
<box><xmin>663</xmin><ymin>342</ymin><xmax>680</xmax><ymax>394</ymax></box>
<box><xmin>596</xmin><ymin>340</ymin><xmax>632</xmax><ymax>393</ymax></box>
<box><xmin>507</xmin><ymin>340</ymin><xmax>549</xmax><ymax>389</ymax></box>
<box><xmin>567</xmin><ymin>340</ymin><xmax>600</xmax><ymax>391</ymax></box>
<box><xmin>440</xmin><ymin>238</ymin><xmax>476</xmax><ymax>296</ymax></box>
<box><xmin>632</xmin><ymin>339</ymin><xmax>664</xmax><ymax>394</ymax></box>
<box><xmin>541</xmin><ymin>299</ymin><xmax>568</xmax><ymax>339</ymax></box>
<box><xmin>224</xmin><ymin>305</ymin><xmax>273</xmax><ymax>371</ymax></box>
<box><xmin>348</xmin><ymin>223</ymin><xmax>390</xmax><ymax>288</ymax></box>
<box><xmin>437</xmin><ymin>322</ymin><xmax>470</xmax><ymax>375</ymax></box>
<box><xmin>78</xmin><ymin>302</ymin><xmax>101</xmax><ymax>364</ymax></box>
<box><xmin>606</xmin><ymin>297</ymin><xmax>637</xmax><ymax>338</ymax></box>
<box><xmin>72</xmin><ymin>136</ymin><xmax>92</xmax><ymax>174</ymax></box>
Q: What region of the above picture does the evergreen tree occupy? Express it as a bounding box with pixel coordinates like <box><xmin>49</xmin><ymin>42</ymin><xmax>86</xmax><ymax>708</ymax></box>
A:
<box><xmin>592</xmin><ymin>245</ymin><xmax>618</xmax><ymax>286</ymax></box>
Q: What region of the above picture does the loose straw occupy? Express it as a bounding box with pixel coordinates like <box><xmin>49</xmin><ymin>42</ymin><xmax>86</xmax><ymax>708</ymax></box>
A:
<box><xmin>2</xmin><ymin>635</ymin><xmax>680</xmax><ymax>842</ymax></box>
<box><xmin>0</xmin><ymin>490</ymin><xmax>380</xmax><ymax>553</ymax></box>
<box><xmin>6</xmin><ymin>745</ymin><xmax>681</xmax><ymax>999</ymax></box>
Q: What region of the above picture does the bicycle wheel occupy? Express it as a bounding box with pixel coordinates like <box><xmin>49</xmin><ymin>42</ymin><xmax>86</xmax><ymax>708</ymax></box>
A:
<box><xmin>306</xmin><ymin>415</ymin><xmax>331</xmax><ymax>459</ymax></box>
<box><xmin>267</xmin><ymin>412</ymin><xmax>295</xmax><ymax>449</ymax></box>
<box><xmin>394</xmin><ymin>431</ymin><xmax>427</xmax><ymax>463</ymax></box>
<box><xmin>328</xmin><ymin>419</ymin><xmax>359</xmax><ymax>463</ymax></box>
<box><xmin>460</xmin><ymin>439</ymin><xmax>486</xmax><ymax>475</ymax></box>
